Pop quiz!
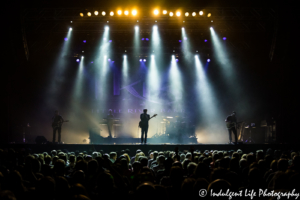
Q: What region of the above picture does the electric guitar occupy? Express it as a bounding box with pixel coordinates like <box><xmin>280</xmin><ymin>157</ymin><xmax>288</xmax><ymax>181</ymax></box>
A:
<box><xmin>226</xmin><ymin>121</ymin><xmax>243</xmax><ymax>129</ymax></box>
<box><xmin>52</xmin><ymin>120</ymin><xmax>69</xmax><ymax>129</ymax></box>
<box><xmin>139</xmin><ymin>114</ymin><xmax>158</xmax><ymax>128</ymax></box>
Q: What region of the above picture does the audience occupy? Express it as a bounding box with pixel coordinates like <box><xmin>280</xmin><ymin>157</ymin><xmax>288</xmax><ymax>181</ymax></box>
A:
<box><xmin>0</xmin><ymin>146</ymin><xmax>299</xmax><ymax>200</ymax></box>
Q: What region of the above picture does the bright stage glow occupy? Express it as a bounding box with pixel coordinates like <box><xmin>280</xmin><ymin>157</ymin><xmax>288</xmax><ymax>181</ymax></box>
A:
<box><xmin>199</xmin><ymin>11</ymin><xmax>203</xmax><ymax>15</ymax></box>
<box><xmin>153</xmin><ymin>25</ymin><xmax>157</xmax><ymax>30</ymax></box>
<box><xmin>80</xmin><ymin>13</ymin><xmax>84</xmax><ymax>17</ymax></box>
<box><xmin>110</xmin><ymin>11</ymin><xmax>114</xmax><ymax>16</ymax></box>
<box><xmin>182</xmin><ymin>27</ymin><xmax>184</xmax><ymax>30</ymax></box>
<box><xmin>135</xmin><ymin>26</ymin><xmax>138</xmax><ymax>30</ymax></box>
<box><xmin>192</xmin><ymin>12</ymin><xmax>196</xmax><ymax>16</ymax></box>
<box><xmin>207</xmin><ymin>59</ymin><xmax>211</xmax><ymax>62</ymax></box>
<box><xmin>94</xmin><ymin>11</ymin><xmax>98</xmax><ymax>16</ymax></box>
<box><xmin>204</xmin><ymin>39</ymin><xmax>207</xmax><ymax>42</ymax></box>
<box><xmin>169</xmin><ymin>12</ymin><xmax>173</xmax><ymax>17</ymax></box>
<box><xmin>185</xmin><ymin>12</ymin><xmax>189</xmax><ymax>17</ymax></box>
<box><xmin>223</xmin><ymin>37</ymin><xmax>227</xmax><ymax>40</ymax></box>
<box><xmin>132</xmin><ymin>10</ymin><xmax>137</xmax><ymax>16</ymax></box>
<box><xmin>139</xmin><ymin>59</ymin><xmax>142</xmax><ymax>62</ymax></box>
<box><xmin>207</xmin><ymin>13</ymin><xmax>211</xmax><ymax>17</ymax></box>
<box><xmin>87</xmin><ymin>12</ymin><xmax>91</xmax><ymax>17</ymax></box>
<box><xmin>69</xmin><ymin>28</ymin><xmax>72</xmax><ymax>31</ymax></box>
<box><xmin>179</xmin><ymin>40</ymin><xmax>182</xmax><ymax>42</ymax></box>
<box><xmin>105</xmin><ymin>26</ymin><xmax>109</xmax><ymax>30</ymax></box>
<box><xmin>76</xmin><ymin>59</ymin><xmax>80</xmax><ymax>62</ymax></box>
<box><xmin>117</xmin><ymin>10</ymin><xmax>122</xmax><ymax>15</ymax></box>
<box><xmin>176</xmin><ymin>11</ymin><xmax>181</xmax><ymax>17</ymax></box>
<box><xmin>124</xmin><ymin>11</ymin><xmax>129</xmax><ymax>15</ymax></box>
<box><xmin>163</xmin><ymin>10</ymin><xmax>167</xmax><ymax>14</ymax></box>
<box><xmin>151</xmin><ymin>55</ymin><xmax>154</xmax><ymax>58</ymax></box>
<box><xmin>154</xmin><ymin>9</ymin><xmax>159</xmax><ymax>15</ymax></box>
<box><xmin>83</xmin><ymin>40</ymin><xmax>86</xmax><ymax>43</ymax></box>
<box><xmin>146</xmin><ymin>38</ymin><xmax>149</xmax><ymax>41</ymax></box>
<box><xmin>102</xmin><ymin>11</ymin><xmax>106</xmax><ymax>16</ymax></box>
<box><xmin>143</xmin><ymin>59</ymin><xmax>146</xmax><ymax>62</ymax></box>
<box><xmin>64</xmin><ymin>38</ymin><xmax>68</xmax><ymax>41</ymax></box>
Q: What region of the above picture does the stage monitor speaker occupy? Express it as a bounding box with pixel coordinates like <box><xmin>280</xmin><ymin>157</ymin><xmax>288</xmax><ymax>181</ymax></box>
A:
<box><xmin>35</xmin><ymin>136</ymin><xmax>47</xmax><ymax>144</ymax></box>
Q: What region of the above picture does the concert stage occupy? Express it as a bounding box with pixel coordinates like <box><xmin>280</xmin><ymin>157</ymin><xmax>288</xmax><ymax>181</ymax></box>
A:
<box><xmin>1</xmin><ymin>143</ymin><xmax>298</xmax><ymax>154</ymax></box>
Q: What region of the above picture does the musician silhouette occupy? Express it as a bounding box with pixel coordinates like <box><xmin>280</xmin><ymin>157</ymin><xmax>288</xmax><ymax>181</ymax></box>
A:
<box><xmin>107</xmin><ymin>109</ymin><xmax>114</xmax><ymax>138</ymax></box>
<box><xmin>140</xmin><ymin>109</ymin><xmax>150</xmax><ymax>144</ymax></box>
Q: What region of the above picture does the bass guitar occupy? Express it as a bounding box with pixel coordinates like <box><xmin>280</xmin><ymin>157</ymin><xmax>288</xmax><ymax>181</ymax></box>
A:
<box><xmin>139</xmin><ymin>114</ymin><xmax>157</xmax><ymax>128</ymax></box>
<box><xmin>226</xmin><ymin>121</ymin><xmax>243</xmax><ymax>129</ymax></box>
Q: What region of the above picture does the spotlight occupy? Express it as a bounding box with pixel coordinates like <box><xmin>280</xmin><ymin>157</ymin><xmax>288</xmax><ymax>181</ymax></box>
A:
<box><xmin>179</xmin><ymin>40</ymin><xmax>182</xmax><ymax>42</ymax></box>
<box><xmin>76</xmin><ymin>59</ymin><xmax>80</xmax><ymax>62</ymax></box>
<box><xmin>207</xmin><ymin>59</ymin><xmax>211</xmax><ymax>62</ymax></box>
<box><xmin>69</xmin><ymin>28</ymin><xmax>72</xmax><ymax>31</ymax></box>
<box><xmin>154</xmin><ymin>9</ymin><xmax>159</xmax><ymax>15</ymax></box>
<box><xmin>192</xmin><ymin>12</ymin><xmax>196</xmax><ymax>17</ymax></box>
<box><xmin>199</xmin><ymin>11</ymin><xmax>203</xmax><ymax>15</ymax></box>
<box><xmin>135</xmin><ymin>26</ymin><xmax>138</xmax><ymax>29</ymax></box>
<box><xmin>185</xmin><ymin>12</ymin><xmax>189</xmax><ymax>17</ymax></box>
<box><xmin>182</xmin><ymin>27</ymin><xmax>184</xmax><ymax>30</ymax></box>
<box><xmin>207</xmin><ymin>13</ymin><xmax>211</xmax><ymax>17</ymax></box>
<box><xmin>141</xmin><ymin>38</ymin><xmax>145</xmax><ymax>41</ymax></box>
<box><xmin>124</xmin><ymin>11</ymin><xmax>129</xmax><ymax>15</ymax></box>
<box><xmin>81</xmin><ymin>56</ymin><xmax>84</xmax><ymax>58</ymax></box>
<box><xmin>117</xmin><ymin>10</ymin><xmax>122</xmax><ymax>15</ymax></box>
<box><xmin>82</xmin><ymin>51</ymin><xmax>84</xmax><ymax>53</ymax></box>
<box><xmin>102</xmin><ymin>11</ymin><xmax>106</xmax><ymax>16</ymax></box>
<box><xmin>143</xmin><ymin>59</ymin><xmax>146</xmax><ymax>62</ymax></box>
<box><xmin>70</xmin><ymin>21</ymin><xmax>73</xmax><ymax>23</ymax></box>
<box><xmin>139</xmin><ymin>59</ymin><xmax>142</xmax><ymax>62</ymax></box>
<box><xmin>146</xmin><ymin>38</ymin><xmax>149</xmax><ymax>41</ymax></box>
<box><xmin>107</xmin><ymin>21</ymin><xmax>109</xmax><ymax>23</ymax></box>
<box><xmin>151</xmin><ymin>55</ymin><xmax>154</xmax><ymax>58</ymax></box>
<box><xmin>109</xmin><ymin>40</ymin><xmax>112</xmax><ymax>42</ymax></box>
<box><xmin>163</xmin><ymin>10</ymin><xmax>167</xmax><ymax>14</ymax></box>
<box><xmin>184</xmin><ymin>37</ymin><xmax>187</xmax><ymax>40</ymax></box>
<box><xmin>108</xmin><ymin>59</ymin><xmax>111</xmax><ymax>62</ymax></box>
<box><xmin>132</xmin><ymin>10</ymin><xmax>137</xmax><ymax>16</ymax></box>
<box><xmin>110</xmin><ymin>11</ymin><xmax>114</xmax><ymax>16</ymax></box>
<box><xmin>80</xmin><ymin>13</ymin><xmax>84</xmax><ymax>17</ymax></box>
<box><xmin>176</xmin><ymin>11</ymin><xmax>181</xmax><ymax>17</ymax></box>
<box><xmin>124</xmin><ymin>55</ymin><xmax>127</xmax><ymax>58</ymax></box>
<box><xmin>223</xmin><ymin>37</ymin><xmax>227</xmax><ymax>40</ymax></box>
<box><xmin>83</xmin><ymin>40</ymin><xmax>86</xmax><ymax>43</ymax></box>
<box><xmin>105</xmin><ymin>26</ymin><xmax>109</xmax><ymax>30</ymax></box>
<box><xmin>94</xmin><ymin>11</ymin><xmax>99</xmax><ymax>16</ymax></box>
<box><xmin>204</xmin><ymin>39</ymin><xmax>207</xmax><ymax>42</ymax></box>
<box><xmin>64</xmin><ymin>38</ymin><xmax>68</xmax><ymax>41</ymax></box>
<box><xmin>176</xmin><ymin>59</ymin><xmax>179</xmax><ymax>62</ymax></box>
<box><xmin>169</xmin><ymin>12</ymin><xmax>173</xmax><ymax>17</ymax></box>
<box><xmin>87</xmin><ymin>12</ymin><xmax>91</xmax><ymax>17</ymax></box>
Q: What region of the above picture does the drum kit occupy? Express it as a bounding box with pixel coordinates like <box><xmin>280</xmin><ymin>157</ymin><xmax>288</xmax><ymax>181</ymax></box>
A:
<box><xmin>154</xmin><ymin>115</ymin><xmax>196</xmax><ymax>138</ymax></box>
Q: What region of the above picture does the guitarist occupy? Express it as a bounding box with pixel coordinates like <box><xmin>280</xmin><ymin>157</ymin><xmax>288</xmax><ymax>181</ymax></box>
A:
<box><xmin>52</xmin><ymin>110</ymin><xmax>64</xmax><ymax>144</ymax></box>
<box><xmin>225</xmin><ymin>111</ymin><xmax>238</xmax><ymax>144</ymax></box>
<box><xmin>140</xmin><ymin>109</ymin><xmax>150</xmax><ymax>144</ymax></box>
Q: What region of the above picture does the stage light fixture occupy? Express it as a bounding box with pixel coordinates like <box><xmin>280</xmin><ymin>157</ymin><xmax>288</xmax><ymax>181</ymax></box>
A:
<box><xmin>154</xmin><ymin>9</ymin><xmax>159</xmax><ymax>15</ymax></box>
<box><xmin>94</xmin><ymin>11</ymin><xmax>99</xmax><ymax>16</ymax></box>
<box><xmin>135</xmin><ymin>26</ymin><xmax>138</xmax><ymax>29</ymax></box>
<box><xmin>176</xmin><ymin>59</ymin><xmax>179</xmax><ymax>62</ymax></box>
<box><xmin>139</xmin><ymin>59</ymin><xmax>142</xmax><ymax>62</ymax></box>
<box><xmin>105</xmin><ymin>26</ymin><xmax>109</xmax><ymax>30</ymax></box>
<box><xmin>185</xmin><ymin>12</ymin><xmax>189</xmax><ymax>17</ymax></box>
<box><xmin>69</xmin><ymin>28</ymin><xmax>72</xmax><ymax>31</ymax></box>
<box><xmin>87</xmin><ymin>12</ymin><xmax>91</xmax><ymax>17</ymax></box>
<box><xmin>102</xmin><ymin>11</ymin><xmax>106</xmax><ymax>16</ymax></box>
<box><xmin>151</xmin><ymin>55</ymin><xmax>154</xmax><ymax>58</ymax></box>
<box><xmin>204</xmin><ymin>39</ymin><xmax>207</xmax><ymax>42</ymax></box>
<box><xmin>132</xmin><ymin>10</ymin><xmax>137</xmax><ymax>16</ymax></box>
<box><xmin>196</xmin><ymin>50</ymin><xmax>198</xmax><ymax>52</ymax></box>
<box><xmin>80</xmin><ymin>13</ymin><xmax>84</xmax><ymax>17</ymax></box>
<box><xmin>179</xmin><ymin>40</ymin><xmax>182</xmax><ymax>42</ymax></box>
<box><xmin>169</xmin><ymin>12</ymin><xmax>173</xmax><ymax>17</ymax></box>
<box><xmin>207</xmin><ymin>13</ymin><xmax>211</xmax><ymax>17</ymax></box>
<box><xmin>146</xmin><ymin>38</ymin><xmax>149</xmax><ymax>41</ymax></box>
<box><xmin>117</xmin><ymin>10</ymin><xmax>122</xmax><ymax>15</ymax></box>
<box><xmin>199</xmin><ymin>11</ymin><xmax>203</xmax><ymax>15</ymax></box>
<box><xmin>110</xmin><ymin>11</ymin><xmax>114</xmax><ymax>16</ymax></box>
<box><xmin>124</xmin><ymin>55</ymin><xmax>127</xmax><ymax>58</ymax></box>
<box><xmin>83</xmin><ymin>40</ymin><xmax>86</xmax><ymax>43</ymax></box>
<box><xmin>211</xmin><ymin>20</ymin><xmax>213</xmax><ymax>22</ymax></box>
<box><xmin>207</xmin><ymin>59</ymin><xmax>211</xmax><ymax>62</ymax></box>
<box><xmin>176</xmin><ymin>11</ymin><xmax>181</xmax><ymax>16</ymax></box>
<box><xmin>163</xmin><ymin>10</ymin><xmax>167</xmax><ymax>14</ymax></box>
<box><xmin>141</xmin><ymin>38</ymin><xmax>145</xmax><ymax>41</ymax></box>
<box><xmin>182</xmin><ymin>27</ymin><xmax>184</xmax><ymax>30</ymax></box>
<box><xmin>173</xmin><ymin>50</ymin><xmax>175</xmax><ymax>52</ymax></box>
<box><xmin>143</xmin><ymin>59</ymin><xmax>146</xmax><ymax>62</ymax></box>
<box><xmin>192</xmin><ymin>12</ymin><xmax>196</xmax><ymax>16</ymax></box>
<box><xmin>70</xmin><ymin>21</ymin><xmax>73</xmax><ymax>23</ymax></box>
<box><xmin>124</xmin><ymin>10</ymin><xmax>129</xmax><ymax>15</ymax></box>
<box><xmin>76</xmin><ymin>59</ymin><xmax>80</xmax><ymax>62</ymax></box>
<box><xmin>223</xmin><ymin>37</ymin><xmax>227</xmax><ymax>40</ymax></box>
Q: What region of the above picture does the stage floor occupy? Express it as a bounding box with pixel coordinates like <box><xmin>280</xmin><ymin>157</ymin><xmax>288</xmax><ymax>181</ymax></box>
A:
<box><xmin>1</xmin><ymin>143</ymin><xmax>298</xmax><ymax>154</ymax></box>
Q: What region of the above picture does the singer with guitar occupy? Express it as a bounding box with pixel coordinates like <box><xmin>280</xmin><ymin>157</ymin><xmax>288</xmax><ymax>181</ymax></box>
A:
<box><xmin>139</xmin><ymin>109</ymin><xmax>157</xmax><ymax>144</ymax></box>
<box><xmin>52</xmin><ymin>110</ymin><xmax>68</xmax><ymax>144</ymax></box>
<box><xmin>225</xmin><ymin>111</ymin><xmax>238</xmax><ymax>144</ymax></box>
